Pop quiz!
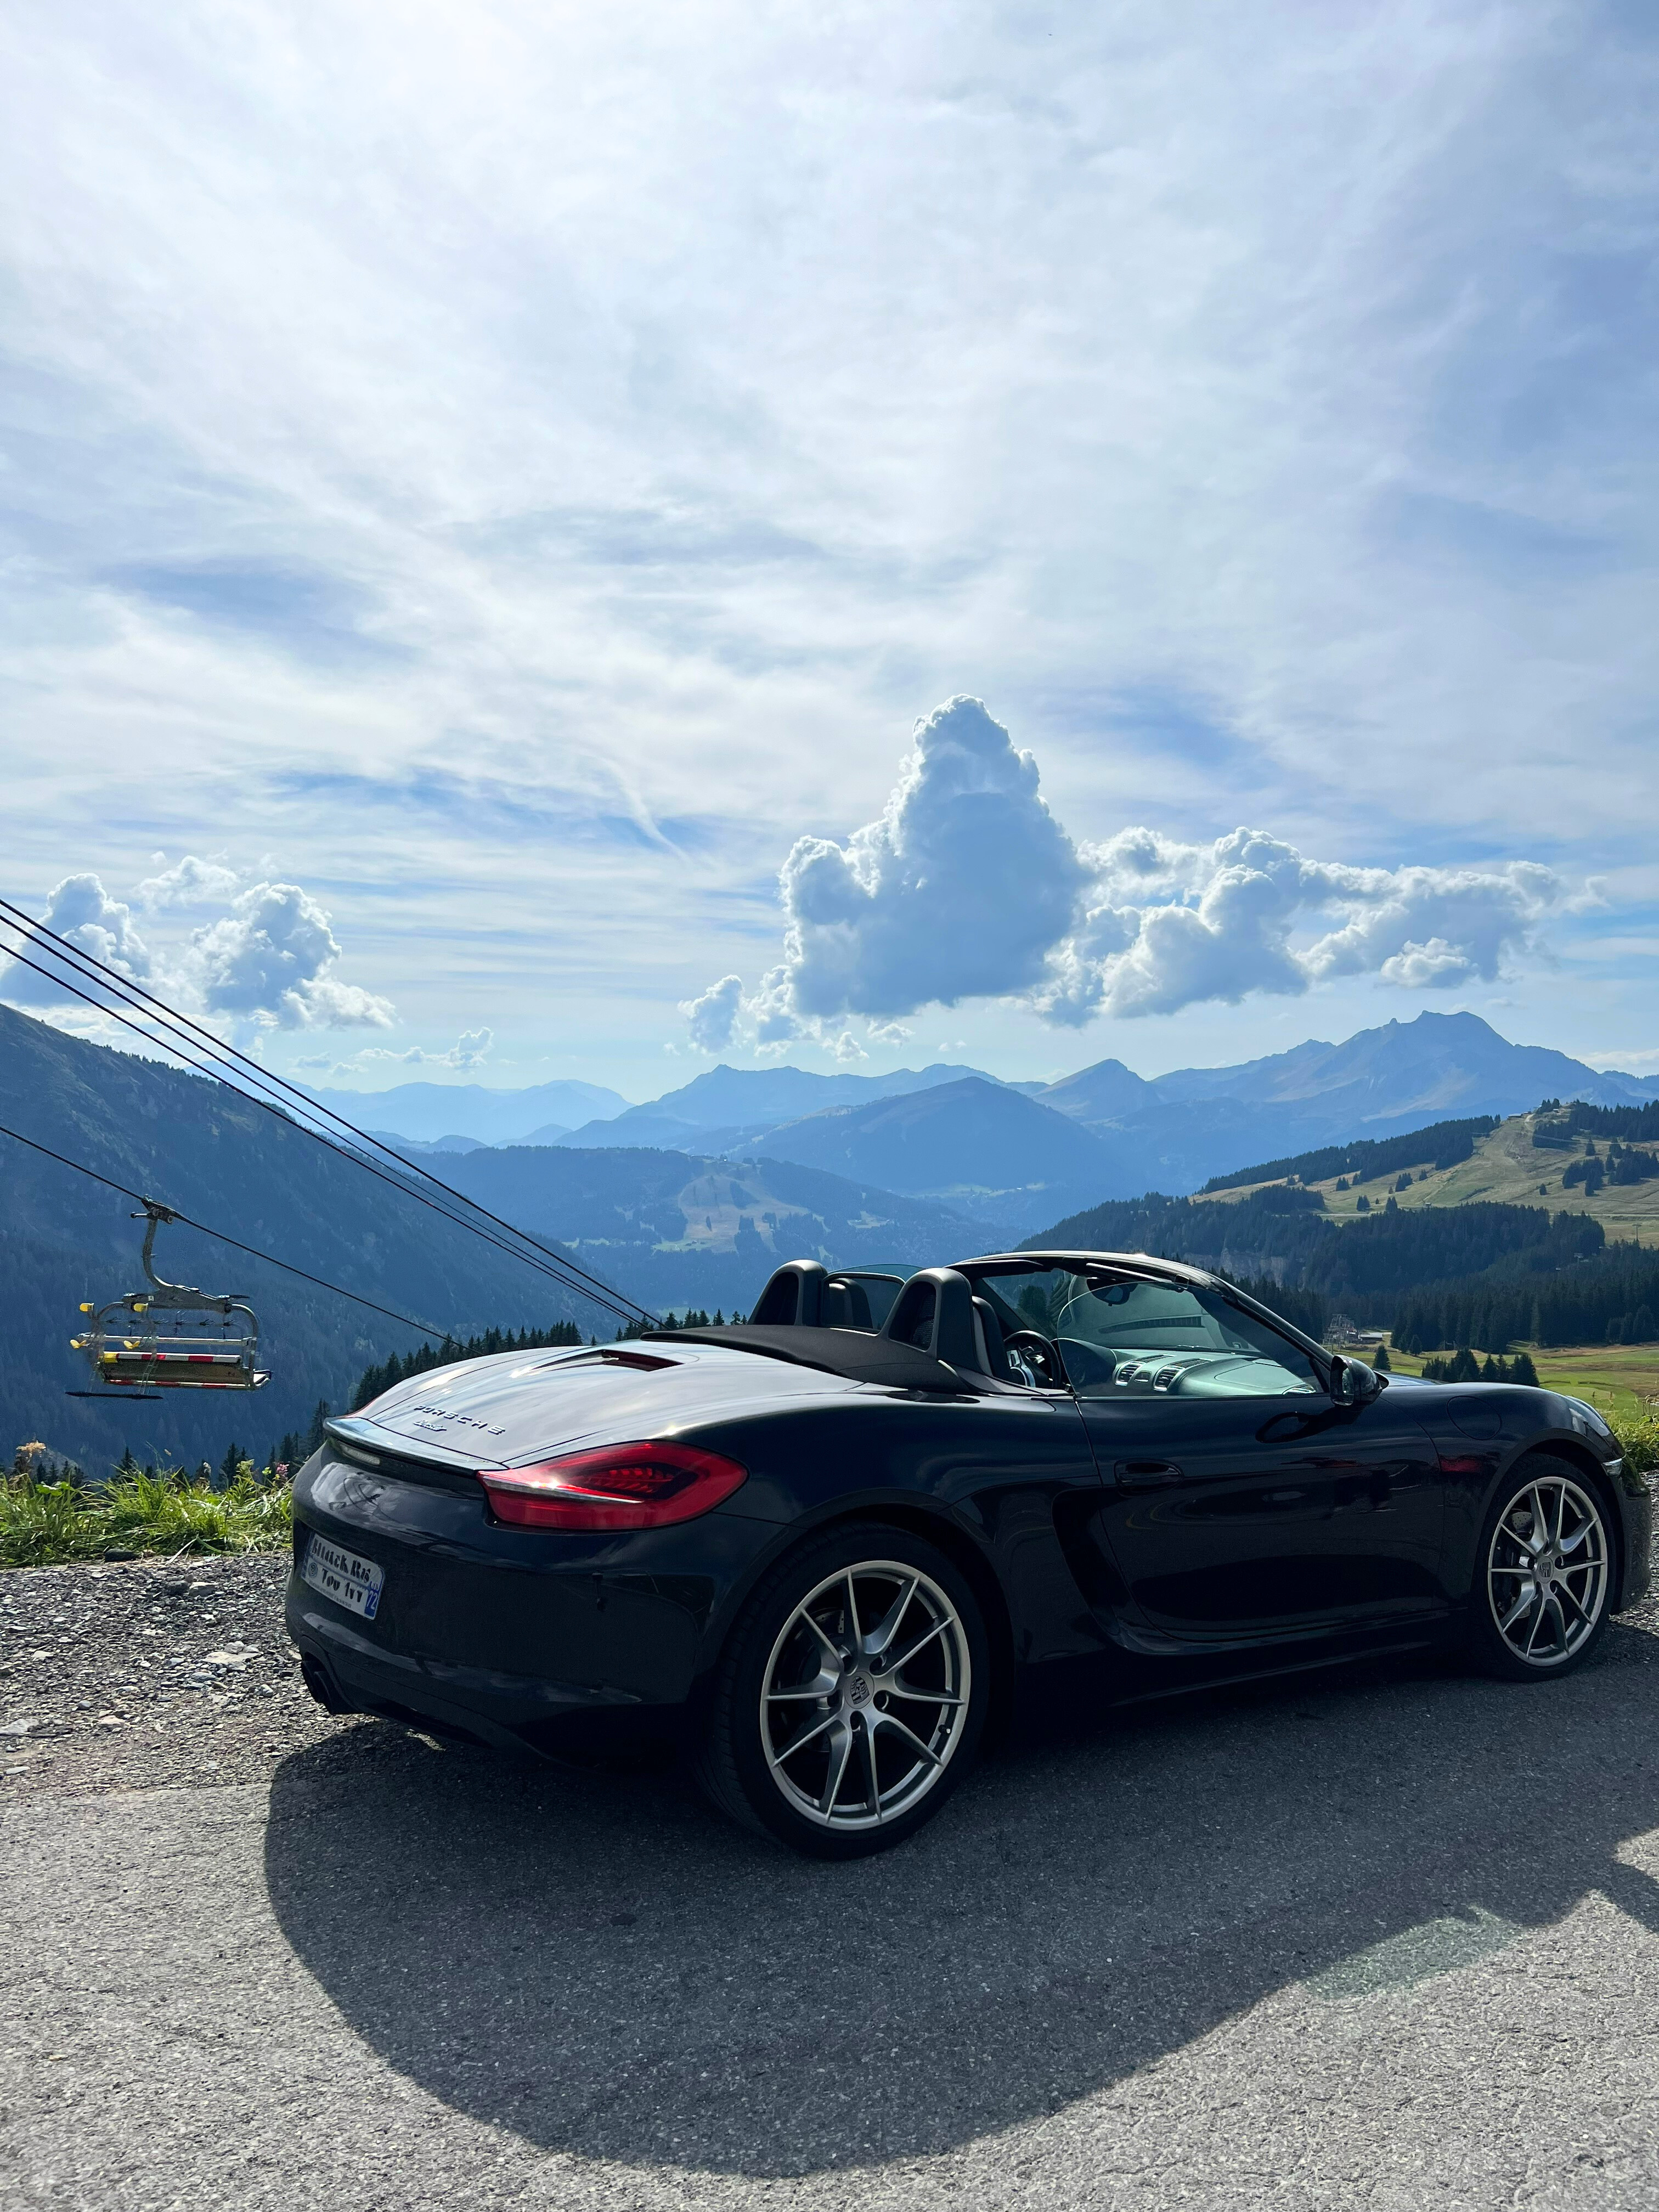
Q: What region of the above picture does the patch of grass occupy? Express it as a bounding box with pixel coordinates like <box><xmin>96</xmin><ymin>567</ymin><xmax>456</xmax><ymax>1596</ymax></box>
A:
<box><xmin>0</xmin><ymin>1464</ymin><xmax>292</xmax><ymax>1570</ymax></box>
<box><xmin>1613</xmin><ymin>1413</ymin><xmax>1659</xmax><ymax>1481</ymax></box>
<box><xmin>1204</xmin><ymin>1112</ymin><xmax>1659</xmax><ymax>1247</ymax></box>
<box><xmin>1386</xmin><ymin>1338</ymin><xmax>1659</xmax><ymax>1423</ymax></box>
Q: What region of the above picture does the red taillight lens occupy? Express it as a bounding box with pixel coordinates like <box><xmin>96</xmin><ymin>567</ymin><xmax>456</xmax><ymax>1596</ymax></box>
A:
<box><xmin>478</xmin><ymin>1440</ymin><xmax>748</xmax><ymax>1530</ymax></box>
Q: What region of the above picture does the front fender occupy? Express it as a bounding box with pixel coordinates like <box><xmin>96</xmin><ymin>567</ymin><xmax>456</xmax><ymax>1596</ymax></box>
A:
<box><xmin>1430</xmin><ymin>1405</ymin><xmax>1644</xmax><ymax>1609</ymax></box>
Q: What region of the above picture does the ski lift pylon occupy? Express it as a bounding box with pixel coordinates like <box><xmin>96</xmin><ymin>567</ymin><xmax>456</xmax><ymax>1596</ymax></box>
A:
<box><xmin>69</xmin><ymin>1199</ymin><xmax>270</xmax><ymax>1396</ymax></box>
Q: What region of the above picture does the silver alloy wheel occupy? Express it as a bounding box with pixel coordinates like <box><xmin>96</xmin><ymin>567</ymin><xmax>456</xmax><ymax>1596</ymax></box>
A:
<box><xmin>760</xmin><ymin>1559</ymin><xmax>972</xmax><ymax>1830</ymax></box>
<box><xmin>1486</xmin><ymin>1473</ymin><xmax>1609</xmax><ymax>1667</ymax></box>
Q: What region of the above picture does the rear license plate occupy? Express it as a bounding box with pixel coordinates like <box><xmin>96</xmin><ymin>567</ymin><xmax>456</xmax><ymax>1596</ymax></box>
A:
<box><xmin>302</xmin><ymin>1533</ymin><xmax>385</xmax><ymax>1621</ymax></box>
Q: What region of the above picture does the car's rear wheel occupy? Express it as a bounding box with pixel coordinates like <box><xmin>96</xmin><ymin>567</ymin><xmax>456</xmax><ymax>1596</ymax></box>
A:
<box><xmin>697</xmin><ymin>1522</ymin><xmax>990</xmax><ymax>1858</ymax></box>
<box><xmin>1466</xmin><ymin>1454</ymin><xmax>1613</xmax><ymax>1680</ymax></box>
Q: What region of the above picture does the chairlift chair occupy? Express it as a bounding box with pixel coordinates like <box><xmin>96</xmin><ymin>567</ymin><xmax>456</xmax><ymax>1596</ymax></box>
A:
<box><xmin>69</xmin><ymin>1200</ymin><xmax>269</xmax><ymax>1398</ymax></box>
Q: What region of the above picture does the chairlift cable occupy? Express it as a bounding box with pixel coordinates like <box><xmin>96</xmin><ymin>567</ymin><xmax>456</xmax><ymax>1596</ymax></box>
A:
<box><xmin>0</xmin><ymin>900</ymin><xmax>652</xmax><ymax>1323</ymax></box>
<box><xmin>0</xmin><ymin>901</ymin><xmax>656</xmax><ymax>1325</ymax></box>
<box><xmin>0</xmin><ymin>930</ymin><xmax>639</xmax><ymax>1324</ymax></box>
<box><xmin>0</xmin><ymin>918</ymin><xmax>645</xmax><ymax>1323</ymax></box>
<box><xmin>0</xmin><ymin>1118</ymin><xmax>452</xmax><ymax>1339</ymax></box>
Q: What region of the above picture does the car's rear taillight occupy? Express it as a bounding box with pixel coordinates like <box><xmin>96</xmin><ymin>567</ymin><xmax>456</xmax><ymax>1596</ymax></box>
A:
<box><xmin>478</xmin><ymin>1440</ymin><xmax>748</xmax><ymax>1530</ymax></box>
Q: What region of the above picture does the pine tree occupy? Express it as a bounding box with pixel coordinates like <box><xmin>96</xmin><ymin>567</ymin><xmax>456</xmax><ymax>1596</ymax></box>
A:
<box><xmin>219</xmin><ymin>1440</ymin><xmax>244</xmax><ymax>1489</ymax></box>
<box><xmin>1510</xmin><ymin>1351</ymin><xmax>1540</xmax><ymax>1386</ymax></box>
<box><xmin>1373</xmin><ymin>1342</ymin><xmax>1392</xmax><ymax>1373</ymax></box>
<box><xmin>1633</xmin><ymin>1304</ymin><xmax>1657</xmax><ymax>1343</ymax></box>
<box><xmin>304</xmin><ymin>1400</ymin><xmax>330</xmax><ymax>1455</ymax></box>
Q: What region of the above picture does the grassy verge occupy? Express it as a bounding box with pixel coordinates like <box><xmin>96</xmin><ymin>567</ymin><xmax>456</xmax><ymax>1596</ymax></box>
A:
<box><xmin>1</xmin><ymin>1464</ymin><xmax>292</xmax><ymax>1570</ymax></box>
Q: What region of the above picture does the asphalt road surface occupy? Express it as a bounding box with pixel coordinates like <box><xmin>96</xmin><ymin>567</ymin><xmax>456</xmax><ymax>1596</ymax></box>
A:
<box><xmin>5</xmin><ymin>1555</ymin><xmax>1659</xmax><ymax>2210</ymax></box>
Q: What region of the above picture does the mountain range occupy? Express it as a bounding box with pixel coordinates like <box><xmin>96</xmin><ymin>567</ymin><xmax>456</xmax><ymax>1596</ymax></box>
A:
<box><xmin>321</xmin><ymin>1012</ymin><xmax>1658</xmax><ymax>1234</ymax></box>
<box><xmin>303</xmin><ymin>1075</ymin><xmax>628</xmax><ymax>1147</ymax></box>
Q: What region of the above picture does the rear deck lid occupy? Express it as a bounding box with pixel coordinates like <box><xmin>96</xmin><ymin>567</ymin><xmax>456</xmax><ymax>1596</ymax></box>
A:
<box><xmin>336</xmin><ymin>1340</ymin><xmax>859</xmax><ymax>1468</ymax></box>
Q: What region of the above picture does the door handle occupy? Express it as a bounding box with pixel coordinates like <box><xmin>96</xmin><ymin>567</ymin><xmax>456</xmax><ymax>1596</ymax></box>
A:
<box><xmin>1115</xmin><ymin>1459</ymin><xmax>1184</xmax><ymax>1489</ymax></box>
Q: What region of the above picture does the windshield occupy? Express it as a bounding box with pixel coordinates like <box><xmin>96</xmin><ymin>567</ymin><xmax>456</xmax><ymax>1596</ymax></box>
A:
<box><xmin>972</xmin><ymin>1266</ymin><xmax>1322</xmax><ymax>1398</ymax></box>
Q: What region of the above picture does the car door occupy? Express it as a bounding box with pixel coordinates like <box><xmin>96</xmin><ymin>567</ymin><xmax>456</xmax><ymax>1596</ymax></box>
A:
<box><xmin>1054</xmin><ymin>1277</ymin><xmax>1446</xmax><ymax>1649</ymax></box>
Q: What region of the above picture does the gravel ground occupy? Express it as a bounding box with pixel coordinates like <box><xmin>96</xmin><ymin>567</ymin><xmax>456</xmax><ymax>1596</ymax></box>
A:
<box><xmin>0</xmin><ymin>1551</ymin><xmax>354</xmax><ymax>1795</ymax></box>
<box><xmin>6</xmin><ymin>1560</ymin><xmax>1659</xmax><ymax>2209</ymax></box>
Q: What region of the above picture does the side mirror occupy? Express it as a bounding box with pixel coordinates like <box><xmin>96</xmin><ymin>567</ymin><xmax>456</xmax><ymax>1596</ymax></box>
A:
<box><xmin>1329</xmin><ymin>1354</ymin><xmax>1383</xmax><ymax>1405</ymax></box>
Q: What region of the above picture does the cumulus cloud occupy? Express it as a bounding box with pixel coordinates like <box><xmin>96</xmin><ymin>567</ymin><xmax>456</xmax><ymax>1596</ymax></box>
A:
<box><xmin>0</xmin><ymin>873</ymin><xmax>154</xmax><ymax>1006</ymax></box>
<box><xmin>3</xmin><ymin>866</ymin><xmax>401</xmax><ymax>1046</ymax></box>
<box><xmin>187</xmin><ymin>882</ymin><xmax>394</xmax><ymax>1030</ymax></box>
<box><xmin>135</xmin><ymin>854</ymin><xmax>241</xmax><ymax>908</ymax></box>
<box><xmin>350</xmin><ymin>1027</ymin><xmax>495</xmax><ymax>1070</ymax></box>
<box><xmin>1042</xmin><ymin>831</ymin><xmax>1561</xmax><ymax>1024</ymax></box>
<box><xmin>686</xmin><ymin>698</ymin><xmax>1571</xmax><ymax>1041</ymax></box>
<box><xmin>679</xmin><ymin>974</ymin><xmax>743</xmax><ymax>1053</ymax></box>
<box><xmin>780</xmin><ymin>697</ymin><xmax>1090</xmax><ymax>1019</ymax></box>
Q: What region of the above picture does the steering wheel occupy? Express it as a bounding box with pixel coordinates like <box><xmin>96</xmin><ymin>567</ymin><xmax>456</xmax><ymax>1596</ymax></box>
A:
<box><xmin>1002</xmin><ymin>1330</ymin><xmax>1067</xmax><ymax>1389</ymax></box>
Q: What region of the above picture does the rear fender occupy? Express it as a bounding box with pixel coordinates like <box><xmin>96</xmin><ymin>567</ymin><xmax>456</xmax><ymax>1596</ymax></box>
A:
<box><xmin>691</xmin><ymin>1492</ymin><xmax>1017</xmax><ymax>1741</ymax></box>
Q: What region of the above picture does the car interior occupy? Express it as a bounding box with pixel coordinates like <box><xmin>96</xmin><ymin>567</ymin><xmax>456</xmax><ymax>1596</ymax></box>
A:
<box><xmin>744</xmin><ymin>1256</ymin><xmax>1327</xmax><ymax>1397</ymax></box>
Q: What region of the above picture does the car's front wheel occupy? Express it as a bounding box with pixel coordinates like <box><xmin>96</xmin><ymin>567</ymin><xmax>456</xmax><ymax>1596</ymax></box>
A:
<box><xmin>1466</xmin><ymin>1454</ymin><xmax>1613</xmax><ymax>1680</ymax></box>
<box><xmin>698</xmin><ymin>1522</ymin><xmax>990</xmax><ymax>1858</ymax></box>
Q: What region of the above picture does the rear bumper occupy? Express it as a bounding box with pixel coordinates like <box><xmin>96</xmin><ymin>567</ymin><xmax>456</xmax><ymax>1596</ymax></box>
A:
<box><xmin>285</xmin><ymin>1447</ymin><xmax>776</xmax><ymax>1760</ymax></box>
<box><xmin>285</xmin><ymin>1581</ymin><xmax>686</xmax><ymax>1758</ymax></box>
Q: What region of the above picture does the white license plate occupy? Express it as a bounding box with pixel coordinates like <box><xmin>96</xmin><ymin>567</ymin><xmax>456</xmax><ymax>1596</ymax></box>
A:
<box><xmin>302</xmin><ymin>1533</ymin><xmax>385</xmax><ymax>1621</ymax></box>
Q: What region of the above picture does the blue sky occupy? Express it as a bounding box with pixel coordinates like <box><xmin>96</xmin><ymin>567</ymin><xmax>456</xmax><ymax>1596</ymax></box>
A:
<box><xmin>3</xmin><ymin>0</ymin><xmax>1656</xmax><ymax>1097</ymax></box>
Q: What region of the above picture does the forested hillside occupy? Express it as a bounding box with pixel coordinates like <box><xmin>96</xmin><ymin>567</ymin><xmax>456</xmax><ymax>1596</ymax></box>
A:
<box><xmin>1201</xmin><ymin>1116</ymin><xmax>1498</xmax><ymax>1193</ymax></box>
<box><xmin>1028</xmin><ymin>1182</ymin><xmax>1649</xmax><ymax>1350</ymax></box>
<box><xmin>0</xmin><ymin>1008</ymin><xmax>609</xmax><ymax>1474</ymax></box>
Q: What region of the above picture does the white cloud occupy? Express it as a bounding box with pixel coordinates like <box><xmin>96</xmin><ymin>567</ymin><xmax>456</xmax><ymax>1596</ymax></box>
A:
<box><xmin>774</xmin><ymin>697</ymin><xmax>1088</xmax><ymax>1021</ymax></box>
<box><xmin>691</xmin><ymin>703</ymin><xmax>1571</xmax><ymax>1037</ymax></box>
<box><xmin>0</xmin><ymin>873</ymin><xmax>153</xmax><ymax>1007</ymax></box>
<box><xmin>679</xmin><ymin>974</ymin><xmax>743</xmax><ymax>1053</ymax></box>
<box><xmin>349</xmin><ymin>1026</ymin><xmax>495</xmax><ymax>1070</ymax></box>
<box><xmin>135</xmin><ymin>854</ymin><xmax>241</xmax><ymax>908</ymax></box>
<box><xmin>187</xmin><ymin>882</ymin><xmax>394</xmax><ymax>1031</ymax></box>
<box><xmin>1050</xmin><ymin>832</ymin><xmax>1562</xmax><ymax>1024</ymax></box>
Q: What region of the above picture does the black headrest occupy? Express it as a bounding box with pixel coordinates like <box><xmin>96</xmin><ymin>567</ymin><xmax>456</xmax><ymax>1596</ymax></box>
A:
<box><xmin>971</xmin><ymin>1295</ymin><xmax>1008</xmax><ymax>1381</ymax></box>
<box><xmin>749</xmin><ymin>1260</ymin><xmax>830</xmax><ymax>1328</ymax></box>
<box><xmin>821</xmin><ymin>1277</ymin><xmax>874</xmax><ymax>1330</ymax></box>
<box><xmin>880</xmin><ymin>1268</ymin><xmax>979</xmax><ymax>1370</ymax></box>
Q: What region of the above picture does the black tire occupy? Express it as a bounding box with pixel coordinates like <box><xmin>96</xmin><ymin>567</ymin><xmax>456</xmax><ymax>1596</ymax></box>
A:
<box><xmin>1465</xmin><ymin>1453</ymin><xmax>1614</xmax><ymax>1681</ymax></box>
<box><xmin>697</xmin><ymin>1521</ymin><xmax>990</xmax><ymax>1859</ymax></box>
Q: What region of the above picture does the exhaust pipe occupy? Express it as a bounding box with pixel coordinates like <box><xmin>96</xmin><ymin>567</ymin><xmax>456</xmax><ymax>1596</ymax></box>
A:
<box><xmin>300</xmin><ymin>1653</ymin><xmax>353</xmax><ymax>1714</ymax></box>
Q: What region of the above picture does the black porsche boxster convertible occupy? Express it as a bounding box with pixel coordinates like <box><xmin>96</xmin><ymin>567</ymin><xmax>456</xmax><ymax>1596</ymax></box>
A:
<box><xmin>287</xmin><ymin>1251</ymin><xmax>1649</xmax><ymax>1858</ymax></box>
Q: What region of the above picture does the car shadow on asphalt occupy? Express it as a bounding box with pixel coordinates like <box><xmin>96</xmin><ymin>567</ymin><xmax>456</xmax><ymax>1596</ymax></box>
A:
<box><xmin>263</xmin><ymin>1620</ymin><xmax>1659</xmax><ymax>2176</ymax></box>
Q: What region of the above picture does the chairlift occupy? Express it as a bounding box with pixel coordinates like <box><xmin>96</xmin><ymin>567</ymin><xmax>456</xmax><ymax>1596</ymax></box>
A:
<box><xmin>69</xmin><ymin>1200</ymin><xmax>269</xmax><ymax>1398</ymax></box>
